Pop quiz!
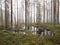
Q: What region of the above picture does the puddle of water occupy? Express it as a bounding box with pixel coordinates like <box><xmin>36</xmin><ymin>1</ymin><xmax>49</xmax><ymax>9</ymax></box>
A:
<box><xmin>12</xmin><ymin>26</ymin><xmax>53</xmax><ymax>36</ymax></box>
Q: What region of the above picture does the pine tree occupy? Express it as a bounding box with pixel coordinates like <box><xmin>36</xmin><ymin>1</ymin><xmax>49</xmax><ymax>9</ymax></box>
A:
<box><xmin>5</xmin><ymin>0</ymin><xmax>9</xmax><ymax>29</ymax></box>
<box><xmin>43</xmin><ymin>0</ymin><xmax>45</xmax><ymax>23</ymax></box>
<box><xmin>11</xmin><ymin>0</ymin><xmax>13</xmax><ymax>28</ymax></box>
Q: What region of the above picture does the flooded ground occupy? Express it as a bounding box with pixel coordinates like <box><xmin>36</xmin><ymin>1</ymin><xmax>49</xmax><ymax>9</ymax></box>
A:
<box><xmin>11</xmin><ymin>26</ymin><xmax>53</xmax><ymax>36</ymax></box>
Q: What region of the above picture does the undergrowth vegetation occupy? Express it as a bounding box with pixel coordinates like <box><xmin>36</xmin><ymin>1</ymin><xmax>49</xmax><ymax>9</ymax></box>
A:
<box><xmin>0</xmin><ymin>27</ymin><xmax>60</xmax><ymax>45</ymax></box>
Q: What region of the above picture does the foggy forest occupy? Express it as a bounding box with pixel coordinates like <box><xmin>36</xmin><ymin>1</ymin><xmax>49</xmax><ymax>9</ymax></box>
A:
<box><xmin>0</xmin><ymin>0</ymin><xmax>60</xmax><ymax>45</ymax></box>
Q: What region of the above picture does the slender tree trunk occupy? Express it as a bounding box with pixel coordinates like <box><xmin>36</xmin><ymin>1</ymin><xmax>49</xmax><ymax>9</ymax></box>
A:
<box><xmin>31</xmin><ymin>3</ymin><xmax>32</xmax><ymax>30</ymax></box>
<box><xmin>36</xmin><ymin>2</ymin><xmax>41</xmax><ymax>24</ymax></box>
<box><xmin>25</xmin><ymin>0</ymin><xmax>27</xmax><ymax>30</ymax></box>
<box><xmin>53</xmin><ymin>0</ymin><xmax>56</xmax><ymax>25</ymax></box>
<box><xmin>46</xmin><ymin>0</ymin><xmax>48</xmax><ymax>23</ymax></box>
<box><xmin>5</xmin><ymin>0</ymin><xmax>9</xmax><ymax>29</ymax></box>
<box><xmin>53</xmin><ymin>0</ymin><xmax>59</xmax><ymax>25</ymax></box>
<box><xmin>34</xmin><ymin>2</ymin><xmax>35</xmax><ymax>31</ymax></box>
<box><xmin>11</xmin><ymin>0</ymin><xmax>13</xmax><ymax>28</ymax></box>
<box><xmin>51</xmin><ymin>0</ymin><xmax>53</xmax><ymax>24</ymax></box>
<box><xmin>17</xmin><ymin>0</ymin><xmax>18</xmax><ymax>28</ymax></box>
<box><xmin>56</xmin><ymin>0</ymin><xmax>59</xmax><ymax>24</ymax></box>
<box><xmin>43</xmin><ymin>0</ymin><xmax>45</xmax><ymax>23</ymax></box>
<box><xmin>25</xmin><ymin>0</ymin><xmax>29</xmax><ymax>30</ymax></box>
<box><xmin>47</xmin><ymin>9</ymin><xmax>49</xmax><ymax>23</ymax></box>
<box><xmin>1</xmin><ymin>4</ymin><xmax>3</xmax><ymax>26</ymax></box>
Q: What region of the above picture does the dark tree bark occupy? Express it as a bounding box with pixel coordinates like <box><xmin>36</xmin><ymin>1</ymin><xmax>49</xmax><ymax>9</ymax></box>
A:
<box><xmin>56</xmin><ymin>0</ymin><xmax>59</xmax><ymax>24</ymax></box>
<box><xmin>53</xmin><ymin>0</ymin><xmax>56</xmax><ymax>25</ymax></box>
<box><xmin>25</xmin><ymin>0</ymin><xmax>29</xmax><ymax>30</ymax></box>
<box><xmin>5</xmin><ymin>0</ymin><xmax>9</xmax><ymax>29</ymax></box>
<box><xmin>53</xmin><ymin>0</ymin><xmax>59</xmax><ymax>25</ymax></box>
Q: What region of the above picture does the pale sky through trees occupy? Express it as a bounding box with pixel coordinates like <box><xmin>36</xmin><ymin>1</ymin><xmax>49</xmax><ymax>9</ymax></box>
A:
<box><xmin>12</xmin><ymin>0</ymin><xmax>50</xmax><ymax>23</ymax></box>
<box><xmin>0</xmin><ymin>0</ymin><xmax>60</xmax><ymax>23</ymax></box>
<box><xmin>12</xmin><ymin>0</ymin><xmax>60</xmax><ymax>23</ymax></box>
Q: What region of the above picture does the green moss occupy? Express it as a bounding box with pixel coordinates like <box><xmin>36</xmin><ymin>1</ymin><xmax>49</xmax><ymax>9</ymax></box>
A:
<box><xmin>0</xmin><ymin>23</ymin><xmax>60</xmax><ymax>45</ymax></box>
